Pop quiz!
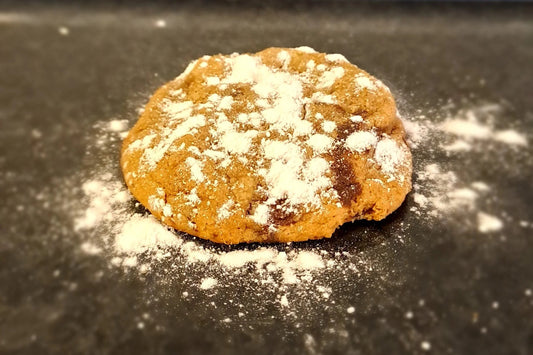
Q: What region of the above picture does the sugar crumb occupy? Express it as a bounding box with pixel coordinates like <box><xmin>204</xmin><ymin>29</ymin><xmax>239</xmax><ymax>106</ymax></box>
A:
<box><xmin>200</xmin><ymin>277</ymin><xmax>218</xmax><ymax>290</ymax></box>
<box><xmin>421</xmin><ymin>341</ymin><xmax>431</xmax><ymax>351</ymax></box>
<box><xmin>58</xmin><ymin>26</ymin><xmax>69</xmax><ymax>36</ymax></box>
<box><xmin>477</xmin><ymin>212</ymin><xmax>503</xmax><ymax>233</ymax></box>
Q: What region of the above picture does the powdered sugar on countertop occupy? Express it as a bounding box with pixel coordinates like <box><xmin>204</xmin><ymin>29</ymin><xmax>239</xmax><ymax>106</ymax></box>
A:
<box><xmin>438</xmin><ymin>104</ymin><xmax>528</xmax><ymax>150</ymax></box>
<box><xmin>406</xmin><ymin>103</ymin><xmax>529</xmax><ymax>219</ymax></box>
<box><xmin>37</xmin><ymin>46</ymin><xmax>530</xmax><ymax>335</ymax></box>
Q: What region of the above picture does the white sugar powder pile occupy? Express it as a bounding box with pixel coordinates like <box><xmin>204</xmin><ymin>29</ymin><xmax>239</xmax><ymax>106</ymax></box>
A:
<box><xmin>115</xmin><ymin>214</ymin><xmax>182</xmax><ymax>254</ymax></box>
<box><xmin>438</xmin><ymin>104</ymin><xmax>528</xmax><ymax>151</ymax></box>
<box><xmin>200</xmin><ymin>277</ymin><xmax>218</xmax><ymax>290</ymax></box>
<box><xmin>75</xmin><ymin>177</ymin><xmax>131</xmax><ymax>231</ymax></box>
<box><xmin>411</xmin><ymin>164</ymin><xmax>483</xmax><ymax>217</ymax></box>
<box><xmin>477</xmin><ymin>212</ymin><xmax>504</xmax><ymax>233</ymax></box>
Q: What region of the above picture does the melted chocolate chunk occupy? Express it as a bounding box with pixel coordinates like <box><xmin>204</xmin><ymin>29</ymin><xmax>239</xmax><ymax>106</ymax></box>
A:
<box><xmin>336</xmin><ymin>121</ymin><xmax>363</xmax><ymax>140</ymax></box>
<box><xmin>360</xmin><ymin>205</ymin><xmax>376</xmax><ymax>216</ymax></box>
<box><xmin>330</xmin><ymin>147</ymin><xmax>361</xmax><ymax>206</ymax></box>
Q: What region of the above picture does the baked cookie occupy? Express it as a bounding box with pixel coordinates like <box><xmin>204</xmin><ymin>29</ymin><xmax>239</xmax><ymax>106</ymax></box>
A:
<box><xmin>121</xmin><ymin>47</ymin><xmax>412</xmax><ymax>244</ymax></box>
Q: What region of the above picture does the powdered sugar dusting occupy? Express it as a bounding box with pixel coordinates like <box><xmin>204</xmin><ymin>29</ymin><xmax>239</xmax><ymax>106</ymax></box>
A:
<box><xmin>322</xmin><ymin>120</ymin><xmax>336</xmax><ymax>133</ymax></box>
<box><xmin>493</xmin><ymin>130</ymin><xmax>528</xmax><ymax>146</ymax></box>
<box><xmin>141</xmin><ymin>114</ymin><xmax>205</xmax><ymax>170</ymax></box>
<box><xmin>254</xmin><ymin>140</ymin><xmax>333</xmax><ymax>223</ymax></box>
<box><xmin>306</xmin><ymin>134</ymin><xmax>334</xmax><ymax>154</ymax></box>
<box><xmin>116</xmin><ymin>214</ymin><xmax>182</xmax><ymax>254</ymax></box>
<box><xmin>373</xmin><ymin>137</ymin><xmax>408</xmax><ymax>179</ymax></box>
<box><xmin>406</xmin><ymin>102</ymin><xmax>529</xmax><ymax>223</ymax></box>
<box><xmin>345</xmin><ymin>131</ymin><xmax>378</xmax><ymax>153</ymax></box>
<box><xmin>440</xmin><ymin>119</ymin><xmax>493</xmax><ymax>140</ymax></box>
<box><xmin>217</xmin><ymin>199</ymin><xmax>234</xmax><ymax>221</ymax></box>
<box><xmin>75</xmin><ymin>177</ymin><xmax>130</xmax><ymax>231</ymax></box>
<box><xmin>325</xmin><ymin>53</ymin><xmax>349</xmax><ymax>63</ymax></box>
<box><xmin>439</xmin><ymin>105</ymin><xmax>528</xmax><ymax>150</ymax></box>
<box><xmin>317</xmin><ymin>67</ymin><xmax>345</xmax><ymax>89</ymax></box>
<box><xmin>296</xmin><ymin>46</ymin><xmax>317</xmax><ymax>53</ymax></box>
<box><xmin>185</xmin><ymin>157</ymin><xmax>205</xmax><ymax>182</ymax></box>
<box><xmin>354</xmin><ymin>74</ymin><xmax>377</xmax><ymax>91</ymax></box>
<box><xmin>200</xmin><ymin>277</ymin><xmax>218</xmax><ymax>290</ymax></box>
<box><xmin>477</xmin><ymin>212</ymin><xmax>504</xmax><ymax>233</ymax></box>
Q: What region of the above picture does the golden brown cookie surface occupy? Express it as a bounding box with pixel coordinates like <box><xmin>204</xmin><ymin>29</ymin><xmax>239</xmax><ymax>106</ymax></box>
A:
<box><xmin>121</xmin><ymin>47</ymin><xmax>412</xmax><ymax>244</ymax></box>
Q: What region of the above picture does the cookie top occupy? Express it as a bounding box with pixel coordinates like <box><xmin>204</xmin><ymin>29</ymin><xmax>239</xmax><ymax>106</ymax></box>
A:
<box><xmin>121</xmin><ymin>47</ymin><xmax>412</xmax><ymax>244</ymax></box>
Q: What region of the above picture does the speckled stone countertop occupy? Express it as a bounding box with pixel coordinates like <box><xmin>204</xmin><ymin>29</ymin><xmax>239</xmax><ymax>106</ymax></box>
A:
<box><xmin>1</xmin><ymin>2</ymin><xmax>532</xmax><ymax>354</ymax></box>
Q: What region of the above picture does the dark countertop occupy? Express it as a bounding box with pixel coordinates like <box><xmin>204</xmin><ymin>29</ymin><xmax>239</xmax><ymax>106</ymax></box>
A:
<box><xmin>1</xmin><ymin>2</ymin><xmax>532</xmax><ymax>355</ymax></box>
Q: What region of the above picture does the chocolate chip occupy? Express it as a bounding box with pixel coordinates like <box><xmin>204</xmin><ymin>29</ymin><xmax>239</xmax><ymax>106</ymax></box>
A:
<box><xmin>330</xmin><ymin>146</ymin><xmax>361</xmax><ymax>206</ymax></box>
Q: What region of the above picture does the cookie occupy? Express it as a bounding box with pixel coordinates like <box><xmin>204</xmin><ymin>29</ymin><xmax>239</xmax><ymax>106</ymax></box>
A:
<box><xmin>121</xmin><ymin>47</ymin><xmax>412</xmax><ymax>244</ymax></box>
